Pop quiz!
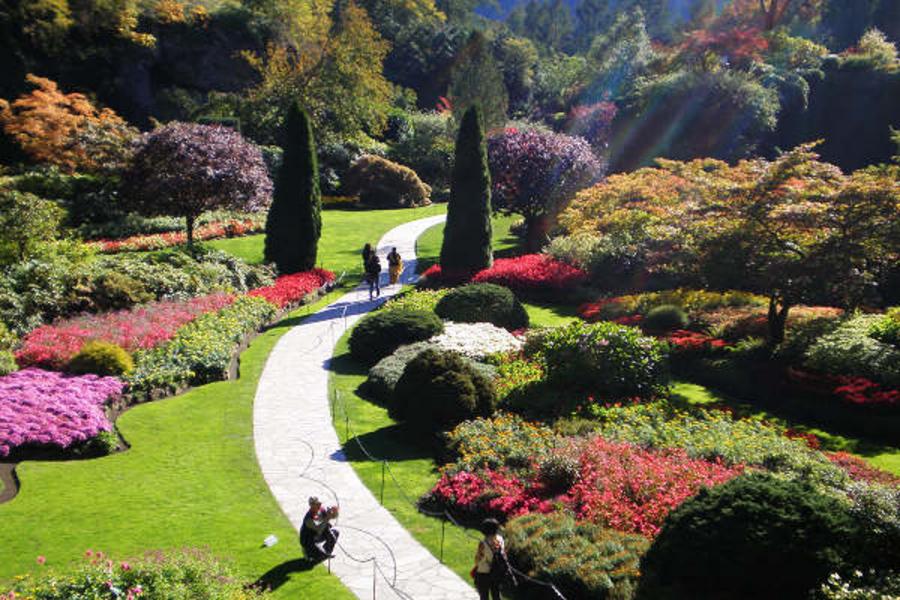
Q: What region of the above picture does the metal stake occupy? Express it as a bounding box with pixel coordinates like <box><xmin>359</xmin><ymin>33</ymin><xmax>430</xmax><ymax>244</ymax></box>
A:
<box><xmin>380</xmin><ymin>461</ymin><xmax>386</xmax><ymax>503</ymax></box>
<box><xmin>440</xmin><ymin>518</ymin><xmax>446</xmax><ymax>564</ymax></box>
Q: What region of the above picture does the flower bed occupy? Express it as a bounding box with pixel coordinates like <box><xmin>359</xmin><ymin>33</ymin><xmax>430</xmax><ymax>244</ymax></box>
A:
<box><xmin>0</xmin><ymin>368</ymin><xmax>124</xmax><ymax>457</ymax></box>
<box><xmin>826</xmin><ymin>451</ymin><xmax>900</xmax><ymax>486</ymax></box>
<box><xmin>429</xmin><ymin>322</ymin><xmax>524</xmax><ymax>359</ymax></box>
<box><xmin>787</xmin><ymin>369</ymin><xmax>900</xmax><ymax>408</ymax></box>
<box><xmin>421</xmin><ymin>254</ymin><xmax>588</xmax><ymax>292</ymax></box>
<box><xmin>579</xmin><ymin>289</ymin><xmax>766</xmax><ymax>323</ymax></box>
<box><xmin>89</xmin><ymin>218</ymin><xmax>265</xmax><ymax>253</ymax></box>
<box><xmin>247</xmin><ymin>268</ymin><xmax>335</xmax><ymax>309</ymax></box>
<box><xmin>15</xmin><ymin>294</ymin><xmax>236</xmax><ymax>370</ymax></box>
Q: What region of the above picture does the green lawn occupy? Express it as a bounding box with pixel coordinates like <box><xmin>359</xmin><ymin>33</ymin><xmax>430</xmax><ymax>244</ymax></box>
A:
<box><xmin>0</xmin><ymin>206</ymin><xmax>448</xmax><ymax>594</ymax></box>
<box><xmin>209</xmin><ymin>204</ymin><xmax>447</xmax><ymax>273</ymax></box>
<box><xmin>671</xmin><ymin>381</ymin><xmax>900</xmax><ymax>475</ymax></box>
<box><xmin>0</xmin><ymin>292</ymin><xmax>352</xmax><ymax>597</ymax></box>
<box><xmin>414</xmin><ymin>213</ymin><xmax>521</xmax><ymax>274</ymax></box>
<box><xmin>329</xmin><ymin>333</ymin><xmax>480</xmax><ymax>584</ymax></box>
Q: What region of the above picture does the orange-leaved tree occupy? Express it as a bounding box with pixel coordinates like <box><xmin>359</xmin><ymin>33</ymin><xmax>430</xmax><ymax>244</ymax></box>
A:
<box><xmin>0</xmin><ymin>75</ymin><xmax>137</xmax><ymax>174</ymax></box>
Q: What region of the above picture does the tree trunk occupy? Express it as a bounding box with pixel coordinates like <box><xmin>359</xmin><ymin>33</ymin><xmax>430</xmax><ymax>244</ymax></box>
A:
<box><xmin>186</xmin><ymin>216</ymin><xmax>195</xmax><ymax>252</ymax></box>
<box><xmin>767</xmin><ymin>295</ymin><xmax>791</xmax><ymax>347</ymax></box>
<box><xmin>524</xmin><ymin>214</ymin><xmax>551</xmax><ymax>253</ymax></box>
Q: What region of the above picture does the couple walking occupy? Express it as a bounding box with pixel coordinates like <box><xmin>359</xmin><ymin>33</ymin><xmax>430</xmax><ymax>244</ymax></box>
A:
<box><xmin>362</xmin><ymin>243</ymin><xmax>402</xmax><ymax>301</ymax></box>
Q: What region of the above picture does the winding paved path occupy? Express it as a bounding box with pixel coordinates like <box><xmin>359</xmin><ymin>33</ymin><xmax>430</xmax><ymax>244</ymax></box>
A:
<box><xmin>254</xmin><ymin>214</ymin><xmax>478</xmax><ymax>599</ymax></box>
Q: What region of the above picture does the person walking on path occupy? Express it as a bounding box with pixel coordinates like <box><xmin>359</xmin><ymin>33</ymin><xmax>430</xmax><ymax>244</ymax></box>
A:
<box><xmin>365</xmin><ymin>253</ymin><xmax>382</xmax><ymax>300</ymax></box>
<box><xmin>362</xmin><ymin>243</ymin><xmax>375</xmax><ymax>269</ymax></box>
<box><xmin>300</xmin><ymin>496</ymin><xmax>339</xmax><ymax>561</ymax></box>
<box><xmin>472</xmin><ymin>518</ymin><xmax>509</xmax><ymax>600</ymax></box>
<box><xmin>387</xmin><ymin>247</ymin><xmax>403</xmax><ymax>285</ymax></box>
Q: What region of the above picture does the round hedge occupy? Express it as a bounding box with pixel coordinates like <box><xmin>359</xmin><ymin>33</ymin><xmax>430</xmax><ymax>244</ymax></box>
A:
<box><xmin>68</xmin><ymin>340</ymin><xmax>134</xmax><ymax>376</ymax></box>
<box><xmin>349</xmin><ymin>309</ymin><xmax>443</xmax><ymax>366</ymax></box>
<box><xmin>392</xmin><ymin>348</ymin><xmax>495</xmax><ymax>434</ymax></box>
<box><xmin>434</xmin><ymin>283</ymin><xmax>529</xmax><ymax>330</ymax></box>
<box><xmin>642</xmin><ymin>304</ymin><xmax>688</xmax><ymax>333</ymax></box>
<box><xmin>637</xmin><ymin>473</ymin><xmax>862</xmax><ymax>600</ymax></box>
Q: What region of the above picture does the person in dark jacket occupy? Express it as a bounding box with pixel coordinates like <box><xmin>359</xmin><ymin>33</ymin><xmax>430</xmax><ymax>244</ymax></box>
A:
<box><xmin>362</xmin><ymin>243</ymin><xmax>375</xmax><ymax>269</ymax></box>
<box><xmin>300</xmin><ymin>496</ymin><xmax>339</xmax><ymax>561</ymax></box>
<box><xmin>365</xmin><ymin>253</ymin><xmax>382</xmax><ymax>300</ymax></box>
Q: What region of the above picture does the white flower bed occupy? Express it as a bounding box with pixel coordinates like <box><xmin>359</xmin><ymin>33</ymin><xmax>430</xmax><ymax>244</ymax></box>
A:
<box><xmin>429</xmin><ymin>322</ymin><xmax>523</xmax><ymax>359</ymax></box>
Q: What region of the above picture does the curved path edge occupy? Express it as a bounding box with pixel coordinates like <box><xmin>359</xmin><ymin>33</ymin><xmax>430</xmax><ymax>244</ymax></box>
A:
<box><xmin>253</xmin><ymin>214</ymin><xmax>477</xmax><ymax>599</ymax></box>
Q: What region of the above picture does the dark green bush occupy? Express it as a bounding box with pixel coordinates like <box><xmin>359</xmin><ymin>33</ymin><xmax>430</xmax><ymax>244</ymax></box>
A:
<box><xmin>349</xmin><ymin>309</ymin><xmax>443</xmax><ymax>365</ymax></box>
<box><xmin>342</xmin><ymin>154</ymin><xmax>432</xmax><ymax>208</ymax></box>
<box><xmin>540</xmin><ymin>321</ymin><xmax>669</xmax><ymax>400</ymax></box>
<box><xmin>392</xmin><ymin>349</ymin><xmax>495</xmax><ymax>433</ymax></box>
<box><xmin>68</xmin><ymin>340</ymin><xmax>135</xmax><ymax>376</ymax></box>
<box><xmin>91</xmin><ymin>272</ymin><xmax>154</xmax><ymax>311</ymax></box>
<box><xmin>364</xmin><ymin>341</ymin><xmax>432</xmax><ymax>404</ymax></box>
<box><xmin>435</xmin><ymin>283</ymin><xmax>528</xmax><ymax>330</ymax></box>
<box><xmin>642</xmin><ymin>304</ymin><xmax>688</xmax><ymax>333</ymax></box>
<box><xmin>637</xmin><ymin>473</ymin><xmax>863</xmax><ymax>600</ymax></box>
<box><xmin>505</xmin><ymin>512</ymin><xmax>648</xmax><ymax>600</ymax></box>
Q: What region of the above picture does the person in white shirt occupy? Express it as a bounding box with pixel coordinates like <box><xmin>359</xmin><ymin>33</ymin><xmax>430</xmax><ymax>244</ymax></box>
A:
<box><xmin>473</xmin><ymin>518</ymin><xmax>504</xmax><ymax>600</ymax></box>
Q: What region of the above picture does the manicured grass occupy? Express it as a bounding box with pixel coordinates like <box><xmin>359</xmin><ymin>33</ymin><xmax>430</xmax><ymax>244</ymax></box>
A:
<box><xmin>414</xmin><ymin>213</ymin><xmax>521</xmax><ymax>274</ymax></box>
<box><xmin>209</xmin><ymin>204</ymin><xmax>447</xmax><ymax>271</ymax></box>
<box><xmin>0</xmin><ymin>292</ymin><xmax>353</xmax><ymax>598</ymax></box>
<box><xmin>671</xmin><ymin>381</ymin><xmax>900</xmax><ymax>475</ymax></box>
<box><xmin>522</xmin><ymin>301</ymin><xmax>581</xmax><ymax>328</ymax></box>
<box><xmin>329</xmin><ymin>332</ymin><xmax>480</xmax><ymax>585</ymax></box>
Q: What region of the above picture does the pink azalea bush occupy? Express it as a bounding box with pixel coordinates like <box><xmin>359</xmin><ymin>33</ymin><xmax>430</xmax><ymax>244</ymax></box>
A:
<box><xmin>15</xmin><ymin>294</ymin><xmax>236</xmax><ymax>370</ymax></box>
<box><xmin>422</xmin><ymin>254</ymin><xmax>588</xmax><ymax>292</ymax></box>
<box><xmin>0</xmin><ymin>368</ymin><xmax>124</xmax><ymax>457</ymax></box>
<box><xmin>247</xmin><ymin>268</ymin><xmax>335</xmax><ymax>308</ymax></box>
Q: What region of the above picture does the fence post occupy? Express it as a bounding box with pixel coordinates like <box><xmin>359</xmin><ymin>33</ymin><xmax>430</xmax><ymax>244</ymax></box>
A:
<box><xmin>440</xmin><ymin>518</ymin><xmax>446</xmax><ymax>564</ymax></box>
<box><xmin>380</xmin><ymin>461</ymin><xmax>386</xmax><ymax>503</ymax></box>
<box><xmin>345</xmin><ymin>414</ymin><xmax>349</xmax><ymax>442</ymax></box>
<box><xmin>372</xmin><ymin>561</ymin><xmax>377</xmax><ymax>600</ymax></box>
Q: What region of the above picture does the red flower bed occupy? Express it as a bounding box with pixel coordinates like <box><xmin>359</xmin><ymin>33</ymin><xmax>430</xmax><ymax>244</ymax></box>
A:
<box><xmin>783</xmin><ymin>428</ymin><xmax>821</xmax><ymax>450</ymax></box>
<box><xmin>826</xmin><ymin>451</ymin><xmax>900</xmax><ymax>486</ymax></box>
<box><xmin>422</xmin><ymin>254</ymin><xmax>588</xmax><ymax>292</ymax></box>
<box><xmin>91</xmin><ymin>219</ymin><xmax>264</xmax><ymax>253</ymax></box>
<box><xmin>787</xmin><ymin>369</ymin><xmax>899</xmax><ymax>407</ymax></box>
<box><xmin>429</xmin><ymin>469</ymin><xmax>556</xmax><ymax>521</ymax></box>
<box><xmin>578</xmin><ymin>298</ymin><xmax>620</xmax><ymax>322</ymax></box>
<box><xmin>566</xmin><ymin>437</ymin><xmax>743</xmax><ymax>537</ymax></box>
<box><xmin>666</xmin><ymin>330</ymin><xmax>728</xmax><ymax>351</ymax></box>
<box><xmin>16</xmin><ymin>294</ymin><xmax>236</xmax><ymax>370</ymax></box>
<box><xmin>248</xmin><ymin>269</ymin><xmax>335</xmax><ymax>309</ymax></box>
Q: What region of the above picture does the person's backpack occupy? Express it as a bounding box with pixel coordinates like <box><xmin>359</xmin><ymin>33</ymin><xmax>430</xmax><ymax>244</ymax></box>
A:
<box><xmin>366</xmin><ymin>256</ymin><xmax>382</xmax><ymax>275</ymax></box>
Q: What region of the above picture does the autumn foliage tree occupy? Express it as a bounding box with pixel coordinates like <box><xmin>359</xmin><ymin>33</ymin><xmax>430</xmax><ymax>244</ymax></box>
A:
<box><xmin>121</xmin><ymin>123</ymin><xmax>272</xmax><ymax>249</ymax></box>
<box><xmin>0</xmin><ymin>75</ymin><xmax>137</xmax><ymax>174</ymax></box>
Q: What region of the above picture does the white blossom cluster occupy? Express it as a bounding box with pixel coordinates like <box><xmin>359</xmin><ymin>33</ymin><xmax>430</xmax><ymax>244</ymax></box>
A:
<box><xmin>429</xmin><ymin>322</ymin><xmax>523</xmax><ymax>359</ymax></box>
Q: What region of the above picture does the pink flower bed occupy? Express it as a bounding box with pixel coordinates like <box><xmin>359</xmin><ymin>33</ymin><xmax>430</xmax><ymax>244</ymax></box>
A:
<box><xmin>422</xmin><ymin>254</ymin><xmax>588</xmax><ymax>292</ymax></box>
<box><xmin>826</xmin><ymin>451</ymin><xmax>900</xmax><ymax>486</ymax></box>
<box><xmin>90</xmin><ymin>219</ymin><xmax>264</xmax><ymax>253</ymax></box>
<box><xmin>248</xmin><ymin>269</ymin><xmax>335</xmax><ymax>308</ymax></box>
<box><xmin>0</xmin><ymin>368</ymin><xmax>124</xmax><ymax>457</ymax></box>
<box><xmin>16</xmin><ymin>294</ymin><xmax>236</xmax><ymax>370</ymax></box>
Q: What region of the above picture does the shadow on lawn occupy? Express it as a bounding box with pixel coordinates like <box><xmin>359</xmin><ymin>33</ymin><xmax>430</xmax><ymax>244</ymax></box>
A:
<box><xmin>326</xmin><ymin>351</ymin><xmax>368</xmax><ymax>377</ymax></box>
<box><xmin>339</xmin><ymin>424</ymin><xmax>433</xmax><ymax>463</ymax></box>
<box><xmin>252</xmin><ymin>558</ymin><xmax>318</xmax><ymax>592</ymax></box>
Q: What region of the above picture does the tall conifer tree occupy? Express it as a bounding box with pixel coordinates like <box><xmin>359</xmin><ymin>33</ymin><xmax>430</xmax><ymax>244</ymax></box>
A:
<box><xmin>440</xmin><ymin>105</ymin><xmax>492</xmax><ymax>272</ymax></box>
<box><xmin>264</xmin><ymin>102</ymin><xmax>322</xmax><ymax>273</ymax></box>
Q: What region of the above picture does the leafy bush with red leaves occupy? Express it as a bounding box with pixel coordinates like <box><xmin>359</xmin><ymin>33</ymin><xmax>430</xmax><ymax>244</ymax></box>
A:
<box><xmin>247</xmin><ymin>268</ymin><xmax>335</xmax><ymax>309</ymax></box>
<box><xmin>422</xmin><ymin>254</ymin><xmax>588</xmax><ymax>293</ymax></box>
<box><xmin>787</xmin><ymin>369</ymin><xmax>900</xmax><ymax>408</ymax></box>
<box><xmin>826</xmin><ymin>452</ymin><xmax>900</xmax><ymax>486</ymax></box>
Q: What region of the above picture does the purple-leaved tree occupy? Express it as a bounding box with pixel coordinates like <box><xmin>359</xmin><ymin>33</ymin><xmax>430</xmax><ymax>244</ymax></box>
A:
<box><xmin>121</xmin><ymin>123</ymin><xmax>272</xmax><ymax>249</ymax></box>
<box><xmin>488</xmin><ymin>127</ymin><xmax>604</xmax><ymax>250</ymax></box>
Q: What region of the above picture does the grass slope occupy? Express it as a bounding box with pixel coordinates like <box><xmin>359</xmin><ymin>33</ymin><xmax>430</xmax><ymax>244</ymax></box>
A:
<box><xmin>209</xmin><ymin>204</ymin><xmax>447</xmax><ymax>270</ymax></box>
<box><xmin>329</xmin><ymin>333</ymin><xmax>480</xmax><ymax>584</ymax></box>
<box><xmin>672</xmin><ymin>381</ymin><xmax>900</xmax><ymax>475</ymax></box>
<box><xmin>414</xmin><ymin>213</ymin><xmax>520</xmax><ymax>274</ymax></box>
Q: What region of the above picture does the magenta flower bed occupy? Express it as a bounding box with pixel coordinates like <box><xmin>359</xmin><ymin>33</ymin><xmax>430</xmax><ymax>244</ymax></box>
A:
<box><xmin>422</xmin><ymin>254</ymin><xmax>587</xmax><ymax>292</ymax></box>
<box><xmin>248</xmin><ymin>268</ymin><xmax>335</xmax><ymax>309</ymax></box>
<box><xmin>16</xmin><ymin>294</ymin><xmax>236</xmax><ymax>370</ymax></box>
<box><xmin>0</xmin><ymin>368</ymin><xmax>124</xmax><ymax>457</ymax></box>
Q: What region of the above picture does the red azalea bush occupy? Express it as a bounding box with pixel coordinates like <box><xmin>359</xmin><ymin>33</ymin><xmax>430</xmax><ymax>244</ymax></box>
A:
<box><xmin>566</xmin><ymin>437</ymin><xmax>744</xmax><ymax>537</ymax></box>
<box><xmin>91</xmin><ymin>218</ymin><xmax>264</xmax><ymax>253</ymax></box>
<box><xmin>784</xmin><ymin>428</ymin><xmax>821</xmax><ymax>450</ymax></box>
<box><xmin>666</xmin><ymin>330</ymin><xmax>728</xmax><ymax>352</ymax></box>
<box><xmin>787</xmin><ymin>369</ymin><xmax>900</xmax><ymax>408</ymax></box>
<box><xmin>428</xmin><ymin>469</ymin><xmax>556</xmax><ymax>522</ymax></box>
<box><xmin>421</xmin><ymin>255</ymin><xmax>588</xmax><ymax>292</ymax></box>
<box><xmin>247</xmin><ymin>269</ymin><xmax>335</xmax><ymax>309</ymax></box>
<box><xmin>15</xmin><ymin>294</ymin><xmax>236</xmax><ymax>370</ymax></box>
<box><xmin>826</xmin><ymin>452</ymin><xmax>900</xmax><ymax>486</ymax></box>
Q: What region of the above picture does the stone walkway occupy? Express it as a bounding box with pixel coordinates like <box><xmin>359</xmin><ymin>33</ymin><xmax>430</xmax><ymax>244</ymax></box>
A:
<box><xmin>254</xmin><ymin>214</ymin><xmax>478</xmax><ymax>599</ymax></box>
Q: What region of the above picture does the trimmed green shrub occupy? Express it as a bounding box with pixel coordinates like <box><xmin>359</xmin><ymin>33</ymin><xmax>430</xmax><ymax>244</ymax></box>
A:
<box><xmin>642</xmin><ymin>304</ymin><xmax>688</xmax><ymax>332</ymax></box>
<box><xmin>264</xmin><ymin>102</ymin><xmax>322</xmax><ymax>274</ymax></box>
<box><xmin>805</xmin><ymin>314</ymin><xmax>900</xmax><ymax>387</ymax></box>
<box><xmin>349</xmin><ymin>309</ymin><xmax>443</xmax><ymax>366</ymax></box>
<box><xmin>364</xmin><ymin>341</ymin><xmax>432</xmax><ymax>404</ymax></box>
<box><xmin>380</xmin><ymin>289</ymin><xmax>448</xmax><ymax>314</ymax></box>
<box><xmin>637</xmin><ymin>473</ymin><xmax>863</xmax><ymax>600</ymax></box>
<box><xmin>91</xmin><ymin>271</ymin><xmax>154</xmax><ymax>311</ymax></box>
<box><xmin>392</xmin><ymin>348</ymin><xmax>496</xmax><ymax>433</ymax></box>
<box><xmin>68</xmin><ymin>340</ymin><xmax>135</xmax><ymax>376</ymax></box>
<box><xmin>343</xmin><ymin>154</ymin><xmax>432</xmax><ymax>208</ymax></box>
<box><xmin>505</xmin><ymin>512</ymin><xmax>648</xmax><ymax>600</ymax></box>
<box><xmin>440</xmin><ymin>105</ymin><xmax>493</xmax><ymax>272</ymax></box>
<box><xmin>0</xmin><ymin>351</ymin><xmax>16</xmax><ymax>376</ymax></box>
<box><xmin>1</xmin><ymin>548</ymin><xmax>265</xmax><ymax>599</ymax></box>
<box><xmin>869</xmin><ymin>307</ymin><xmax>900</xmax><ymax>347</ymax></box>
<box><xmin>540</xmin><ymin>321</ymin><xmax>668</xmax><ymax>400</ymax></box>
<box><xmin>435</xmin><ymin>283</ymin><xmax>529</xmax><ymax>330</ymax></box>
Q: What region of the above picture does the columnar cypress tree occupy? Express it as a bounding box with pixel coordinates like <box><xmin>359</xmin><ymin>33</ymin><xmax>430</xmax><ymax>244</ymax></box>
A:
<box><xmin>264</xmin><ymin>102</ymin><xmax>322</xmax><ymax>273</ymax></box>
<box><xmin>440</xmin><ymin>105</ymin><xmax>492</xmax><ymax>272</ymax></box>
